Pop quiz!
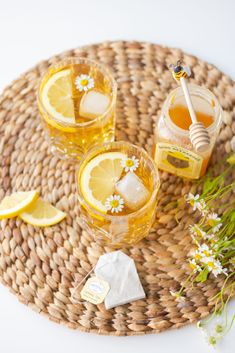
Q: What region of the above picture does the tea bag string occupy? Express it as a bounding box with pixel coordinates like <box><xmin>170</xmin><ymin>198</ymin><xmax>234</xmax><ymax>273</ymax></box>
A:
<box><xmin>71</xmin><ymin>262</ymin><xmax>108</xmax><ymax>303</ymax></box>
<box><xmin>71</xmin><ymin>265</ymin><xmax>96</xmax><ymax>303</ymax></box>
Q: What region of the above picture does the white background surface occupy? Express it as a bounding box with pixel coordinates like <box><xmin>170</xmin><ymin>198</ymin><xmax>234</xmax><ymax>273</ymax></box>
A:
<box><xmin>0</xmin><ymin>0</ymin><xmax>234</xmax><ymax>352</ymax></box>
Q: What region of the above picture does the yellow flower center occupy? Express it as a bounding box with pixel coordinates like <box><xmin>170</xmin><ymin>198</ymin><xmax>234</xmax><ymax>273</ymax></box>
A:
<box><xmin>195</xmin><ymin>253</ymin><xmax>201</xmax><ymax>260</ymax></box>
<box><xmin>203</xmin><ymin>250</ymin><xmax>210</xmax><ymax>257</ymax></box>
<box><xmin>126</xmin><ymin>159</ymin><xmax>134</xmax><ymax>167</ymax></box>
<box><xmin>195</xmin><ymin>228</ymin><xmax>203</xmax><ymax>236</ymax></box>
<box><xmin>80</xmin><ymin>79</ymin><xmax>89</xmax><ymax>86</ymax></box>
<box><xmin>190</xmin><ymin>263</ymin><xmax>196</xmax><ymax>270</ymax></box>
<box><xmin>208</xmin><ymin>219</ymin><xmax>216</xmax><ymax>227</ymax></box>
<box><xmin>110</xmin><ymin>200</ymin><xmax>119</xmax><ymax>208</ymax></box>
<box><xmin>207</xmin><ymin>261</ymin><xmax>215</xmax><ymax>269</ymax></box>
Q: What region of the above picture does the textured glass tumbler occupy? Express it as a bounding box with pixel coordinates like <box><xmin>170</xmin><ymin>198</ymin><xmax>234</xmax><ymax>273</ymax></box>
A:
<box><xmin>76</xmin><ymin>141</ymin><xmax>160</xmax><ymax>247</ymax></box>
<box><xmin>38</xmin><ymin>57</ymin><xmax>117</xmax><ymax>161</ymax></box>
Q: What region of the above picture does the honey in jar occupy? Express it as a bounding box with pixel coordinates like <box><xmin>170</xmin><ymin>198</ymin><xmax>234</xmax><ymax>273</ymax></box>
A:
<box><xmin>154</xmin><ymin>84</ymin><xmax>222</xmax><ymax>179</ymax></box>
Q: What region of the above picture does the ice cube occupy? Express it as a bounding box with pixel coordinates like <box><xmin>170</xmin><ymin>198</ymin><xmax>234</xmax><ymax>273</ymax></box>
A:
<box><xmin>79</xmin><ymin>90</ymin><xmax>110</xmax><ymax>119</ymax></box>
<box><xmin>115</xmin><ymin>172</ymin><xmax>150</xmax><ymax>210</ymax></box>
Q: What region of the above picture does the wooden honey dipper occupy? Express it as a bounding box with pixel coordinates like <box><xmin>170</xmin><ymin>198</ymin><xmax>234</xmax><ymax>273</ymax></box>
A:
<box><xmin>169</xmin><ymin>61</ymin><xmax>210</xmax><ymax>152</ymax></box>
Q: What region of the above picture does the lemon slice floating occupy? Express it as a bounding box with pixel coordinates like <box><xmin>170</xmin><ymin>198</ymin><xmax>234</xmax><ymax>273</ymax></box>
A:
<box><xmin>41</xmin><ymin>69</ymin><xmax>75</xmax><ymax>124</ymax></box>
<box><xmin>0</xmin><ymin>191</ymin><xmax>39</xmax><ymax>219</ymax></box>
<box><xmin>80</xmin><ymin>152</ymin><xmax>126</xmax><ymax>213</ymax></box>
<box><xmin>20</xmin><ymin>198</ymin><xmax>66</xmax><ymax>227</ymax></box>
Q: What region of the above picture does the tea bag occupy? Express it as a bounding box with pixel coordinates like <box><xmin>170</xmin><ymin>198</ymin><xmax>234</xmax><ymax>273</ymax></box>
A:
<box><xmin>94</xmin><ymin>250</ymin><xmax>145</xmax><ymax>309</ymax></box>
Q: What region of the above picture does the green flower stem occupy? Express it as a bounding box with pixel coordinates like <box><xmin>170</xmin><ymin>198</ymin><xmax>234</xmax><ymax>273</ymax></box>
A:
<box><xmin>182</xmin><ymin>153</ymin><xmax>235</xmax><ymax>345</ymax></box>
<box><xmin>177</xmin><ymin>271</ymin><xmax>195</xmax><ymax>296</ymax></box>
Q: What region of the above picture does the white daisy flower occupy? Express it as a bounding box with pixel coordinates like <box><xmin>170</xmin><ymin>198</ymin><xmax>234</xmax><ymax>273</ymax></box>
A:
<box><xmin>192</xmin><ymin>243</ymin><xmax>214</xmax><ymax>264</ymax></box>
<box><xmin>205</xmin><ymin>257</ymin><xmax>222</xmax><ymax>276</ymax></box>
<box><xmin>75</xmin><ymin>74</ymin><xmax>94</xmax><ymax>92</ymax></box>
<box><xmin>189</xmin><ymin>258</ymin><xmax>202</xmax><ymax>272</ymax></box>
<box><xmin>186</xmin><ymin>193</ymin><xmax>200</xmax><ymax>211</ymax></box>
<box><xmin>121</xmin><ymin>156</ymin><xmax>139</xmax><ymax>173</ymax></box>
<box><xmin>200</xmin><ymin>243</ymin><xmax>210</xmax><ymax>251</ymax></box>
<box><xmin>203</xmin><ymin>257</ymin><xmax>227</xmax><ymax>277</ymax></box>
<box><xmin>199</xmin><ymin>243</ymin><xmax>213</xmax><ymax>257</ymax></box>
<box><xmin>105</xmin><ymin>195</ymin><xmax>124</xmax><ymax>213</ymax></box>
<box><xmin>197</xmin><ymin>199</ymin><xmax>208</xmax><ymax>216</ymax></box>
<box><xmin>207</xmin><ymin>213</ymin><xmax>223</xmax><ymax>232</ymax></box>
<box><xmin>189</xmin><ymin>224</ymin><xmax>207</xmax><ymax>239</ymax></box>
<box><xmin>207</xmin><ymin>213</ymin><xmax>221</xmax><ymax>223</ymax></box>
<box><xmin>186</xmin><ymin>194</ymin><xmax>209</xmax><ymax>215</ymax></box>
<box><xmin>192</xmin><ymin>249</ymin><xmax>203</xmax><ymax>261</ymax></box>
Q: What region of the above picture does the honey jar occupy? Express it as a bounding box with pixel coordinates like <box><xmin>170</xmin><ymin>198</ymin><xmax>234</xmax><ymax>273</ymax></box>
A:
<box><xmin>154</xmin><ymin>84</ymin><xmax>223</xmax><ymax>179</ymax></box>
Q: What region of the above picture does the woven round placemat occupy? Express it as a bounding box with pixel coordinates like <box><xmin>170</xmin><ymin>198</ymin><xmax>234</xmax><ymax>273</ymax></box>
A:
<box><xmin>0</xmin><ymin>41</ymin><xmax>235</xmax><ymax>336</ymax></box>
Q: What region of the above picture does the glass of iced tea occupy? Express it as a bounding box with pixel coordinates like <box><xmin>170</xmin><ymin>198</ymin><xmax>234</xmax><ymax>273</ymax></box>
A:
<box><xmin>38</xmin><ymin>57</ymin><xmax>117</xmax><ymax>160</ymax></box>
<box><xmin>77</xmin><ymin>141</ymin><xmax>160</xmax><ymax>247</ymax></box>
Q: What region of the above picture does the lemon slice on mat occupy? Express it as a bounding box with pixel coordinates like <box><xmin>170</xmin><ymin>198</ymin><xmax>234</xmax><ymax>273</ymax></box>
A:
<box><xmin>80</xmin><ymin>152</ymin><xmax>126</xmax><ymax>213</ymax></box>
<box><xmin>41</xmin><ymin>69</ymin><xmax>75</xmax><ymax>124</ymax></box>
<box><xmin>20</xmin><ymin>198</ymin><xmax>66</xmax><ymax>227</ymax></box>
<box><xmin>0</xmin><ymin>191</ymin><xmax>39</xmax><ymax>219</ymax></box>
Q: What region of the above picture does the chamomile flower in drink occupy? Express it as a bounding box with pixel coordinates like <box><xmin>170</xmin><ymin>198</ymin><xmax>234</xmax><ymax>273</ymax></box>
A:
<box><xmin>38</xmin><ymin>57</ymin><xmax>116</xmax><ymax>160</ymax></box>
<box><xmin>77</xmin><ymin>141</ymin><xmax>160</xmax><ymax>246</ymax></box>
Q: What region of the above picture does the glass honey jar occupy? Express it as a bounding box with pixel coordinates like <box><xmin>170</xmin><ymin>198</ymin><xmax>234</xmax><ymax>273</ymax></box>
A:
<box><xmin>154</xmin><ymin>84</ymin><xmax>223</xmax><ymax>179</ymax></box>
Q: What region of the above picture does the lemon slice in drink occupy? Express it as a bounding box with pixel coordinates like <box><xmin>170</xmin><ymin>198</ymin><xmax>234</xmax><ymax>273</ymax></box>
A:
<box><xmin>41</xmin><ymin>69</ymin><xmax>75</xmax><ymax>124</ymax></box>
<box><xmin>0</xmin><ymin>191</ymin><xmax>39</xmax><ymax>219</ymax></box>
<box><xmin>20</xmin><ymin>198</ymin><xmax>66</xmax><ymax>227</ymax></box>
<box><xmin>80</xmin><ymin>152</ymin><xmax>126</xmax><ymax>213</ymax></box>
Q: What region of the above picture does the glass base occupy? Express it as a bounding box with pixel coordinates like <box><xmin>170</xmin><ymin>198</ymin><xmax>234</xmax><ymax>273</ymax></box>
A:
<box><xmin>49</xmin><ymin>133</ymin><xmax>115</xmax><ymax>162</ymax></box>
<box><xmin>79</xmin><ymin>215</ymin><xmax>150</xmax><ymax>248</ymax></box>
<box><xmin>50</xmin><ymin>145</ymin><xmax>83</xmax><ymax>162</ymax></box>
<box><xmin>46</xmin><ymin>130</ymin><xmax>115</xmax><ymax>162</ymax></box>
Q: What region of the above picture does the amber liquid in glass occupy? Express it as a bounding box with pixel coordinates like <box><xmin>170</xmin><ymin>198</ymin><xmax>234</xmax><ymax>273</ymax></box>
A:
<box><xmin>38</xmin><ymin>61</ymin><xmax>115</xmax><ymax>159</ymax></box>
<box><xmin>77</xmin><ymin>144</ymin><xmax>160</xmax><ymax>246</ymax></box>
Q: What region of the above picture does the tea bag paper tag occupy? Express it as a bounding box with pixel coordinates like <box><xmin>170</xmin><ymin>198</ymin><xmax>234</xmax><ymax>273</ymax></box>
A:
<box><xmin>94</xmin><ymin>251</ymin><xmax>145</xmax><ymax>309</ymax></box>
<box><xmin>80</xmin><ymin>276</ymin><xmax>110</xmax><ymax>305</ymax></box>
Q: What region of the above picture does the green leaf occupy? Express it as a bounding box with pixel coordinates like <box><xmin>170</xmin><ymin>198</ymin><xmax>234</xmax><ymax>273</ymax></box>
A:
<box><xmin>230</xmin><ymin>211</ymin><xmax>235</xmax><ymax>222</ymax></box>
<box><xmin>202</xmin><ymin>174</ymin><xmax>225</xmax><ymax>197</ymax></box>
<box><xmin>195</xmin><ymin>267</ymin><xmax>209</xmax><ymax>282</ymax></box>
<box><xmin>203</xmin><ymin>178</ymin><xmax>213</xmax><ymax>194</ymax></box>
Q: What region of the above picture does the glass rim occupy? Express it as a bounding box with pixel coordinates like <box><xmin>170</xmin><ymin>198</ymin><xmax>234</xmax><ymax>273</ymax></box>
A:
<box><xmin>37</xmin><ymin>56</ymin><xmax>117</xmax><ymax>128</ymax></box>
<box><xmin>163</xmin><ymin>83</ymin><xmax>222</xmax><ymax>137</ymax></box>
<box><xmin>76</xmin><ymin>141</ymin><xmax>160</xmax><ymax>221</ymax></box>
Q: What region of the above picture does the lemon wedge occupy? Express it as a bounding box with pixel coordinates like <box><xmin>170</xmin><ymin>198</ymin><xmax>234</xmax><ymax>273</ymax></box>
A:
<box><xmin>41</xmin><ymin>69</ymin><xmax>75</xmax><ymax>124</ymax></box>
<box><xmin>0</xmin><ymin>191</ymin><xmax>39</xmax><ymax>219</ymax></box>
<box><xmin>80</xmin><ymin>152</ymin><xmax>126</xmax><ymax>213</ymax></box>
<box><xmin>20</xmin><ymin>198</ymin><xmax>66</xmax><ymax>227</ymax></box>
